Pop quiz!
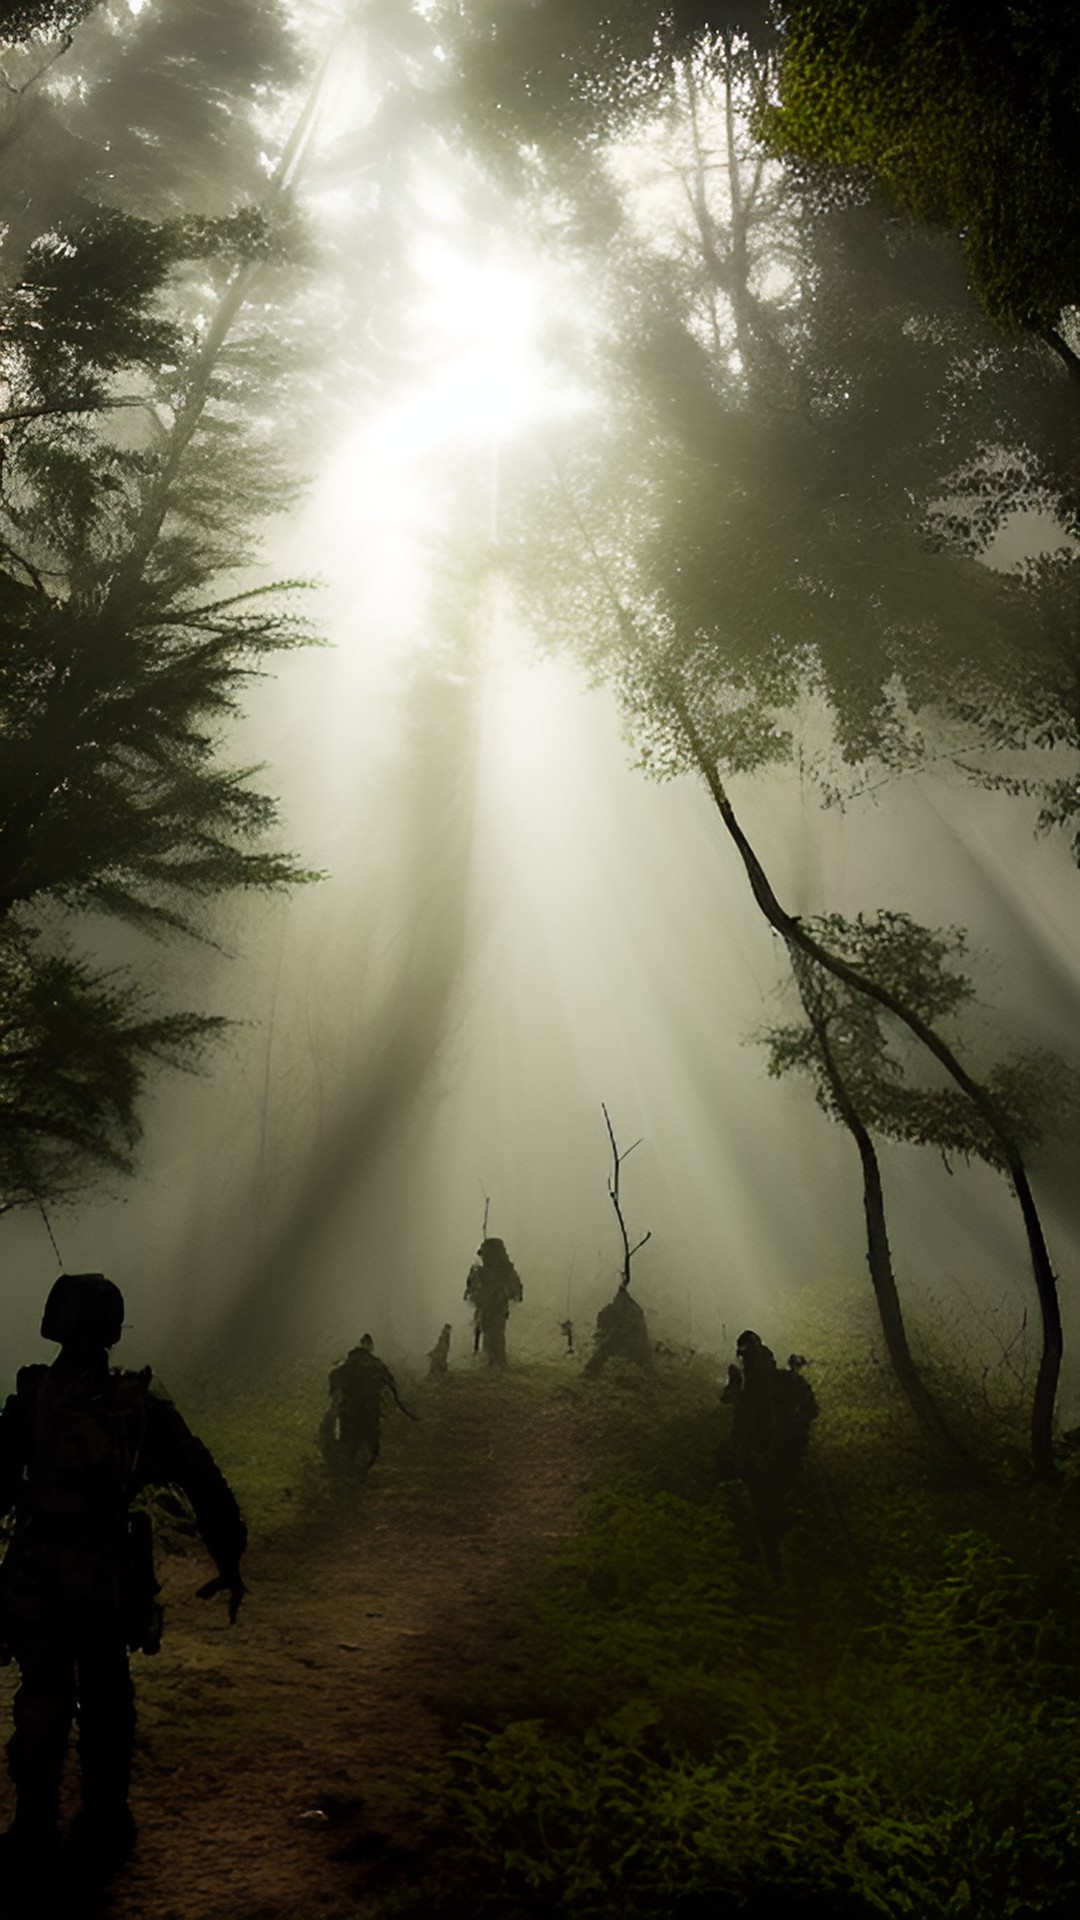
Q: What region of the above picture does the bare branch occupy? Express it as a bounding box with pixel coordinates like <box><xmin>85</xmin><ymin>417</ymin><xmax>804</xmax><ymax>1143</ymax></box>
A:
<box><xmin>601</xmin><ymin>1101</ymin><xmax>651</xmax><ymax>1289</ymax></box>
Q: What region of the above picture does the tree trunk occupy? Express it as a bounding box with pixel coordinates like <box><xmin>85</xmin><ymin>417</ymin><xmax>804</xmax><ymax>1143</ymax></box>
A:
<box><xmin>804</xmin><ymin>979</ymin><xmax>974</xmax><ymax>1468</ymax></box>
<box><xmin>670</xmin><ymin>691</ymin><xmax>1062</xmax><ymax>1482</ymax></box>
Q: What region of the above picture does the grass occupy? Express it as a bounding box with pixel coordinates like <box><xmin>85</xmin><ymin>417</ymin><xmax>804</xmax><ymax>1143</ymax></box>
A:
<box><xmin>4</xmin><ymin>1313</ymin><xmax>1079</xmax><ymax>1919</ymax></box>
<box><xmin>356</xmin><ymin>1330</ymin><xmax>1080</xmax><ymax>1920</ymax></box>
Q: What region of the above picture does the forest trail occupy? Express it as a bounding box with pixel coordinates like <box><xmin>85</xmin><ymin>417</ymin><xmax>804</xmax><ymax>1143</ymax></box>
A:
<box><xmin>0</xmin><ymin>1366</ymin><xmax>587</xmax><ymax>1920</ymax></box>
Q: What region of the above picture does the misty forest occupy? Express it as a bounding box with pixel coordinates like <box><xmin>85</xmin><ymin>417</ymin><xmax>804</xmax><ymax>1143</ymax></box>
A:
<box><xmin>1</xmin><ymin>2</ymin><xmax>1079</xmax><ymax>1916</ymax></box>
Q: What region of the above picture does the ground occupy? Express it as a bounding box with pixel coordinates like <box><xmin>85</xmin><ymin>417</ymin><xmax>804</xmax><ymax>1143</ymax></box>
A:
<box><xmin>0</xmin><ymin>1362</ymin><xmax>587</xmax><ymax>1920</ymax></box>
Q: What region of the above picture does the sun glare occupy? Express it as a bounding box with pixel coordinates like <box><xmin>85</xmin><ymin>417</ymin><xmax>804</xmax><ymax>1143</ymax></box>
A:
<box><xmin>312</xmin><ymin>210</ymin><xmax>585</xmax><ymax>680</ymax></box>
<box><xmin>410</xmin><ymin>239</ymin><xmax>547</xmax><ymax>440</ymax></box>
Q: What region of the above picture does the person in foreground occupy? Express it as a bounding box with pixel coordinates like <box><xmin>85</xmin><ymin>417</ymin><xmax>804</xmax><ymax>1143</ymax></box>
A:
<box><xmin>0</xmin><ymin>1272</ymin><xmax>247</xmax><ymax>1891</ymax></box>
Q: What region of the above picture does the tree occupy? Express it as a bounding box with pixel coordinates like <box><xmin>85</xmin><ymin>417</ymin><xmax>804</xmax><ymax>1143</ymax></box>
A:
<box><xmin>759</xmin><ymin>2</ymin><xmax>1080</xmax><ymax>366</ymax></box>
<box><xmin>0</xmin><ymin>921</ymin><xmax>222</xmax><ymax>1214</ymax></box>
<box><xmin>0</xmin><ymin>8</ymin><xmax>326</xmax><ymax>1208</ymax></box>
<box><xmin>437</xmin><ymin>29</ymin><xmax>1073</xmax><ymax>1476</ymax></box>
<box><xmin>760</xmin><ymin>917</ymin><xmax>1073</xmax><ymax>1464</ymax></box>
<box><xmin>0</xmin><ymin>0</ymin><xmax>303</xmax><ymax>297</ymax></box>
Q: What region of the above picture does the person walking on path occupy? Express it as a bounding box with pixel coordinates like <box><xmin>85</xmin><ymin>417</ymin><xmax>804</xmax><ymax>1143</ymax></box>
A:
<box><xmin>319</xmin><ymin>1335</ymin><xmax>418</xmax><ymax>1472</ymax></box>
<box><xmin>463</xmin><ymin>1240</ymin><xmax>523</xmax><ymax>1368</ymax></box>
<box><xmin>0</xmin><ymin>1272</ymin><xmax>247</xmax><ymax>1893</ymax></box>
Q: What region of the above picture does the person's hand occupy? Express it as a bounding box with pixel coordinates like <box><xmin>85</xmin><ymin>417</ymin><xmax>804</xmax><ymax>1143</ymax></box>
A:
<box><xmin>196</xmin><ymin>1567</ymin><xmax>247</xmax><ymax>1623</ymax></box>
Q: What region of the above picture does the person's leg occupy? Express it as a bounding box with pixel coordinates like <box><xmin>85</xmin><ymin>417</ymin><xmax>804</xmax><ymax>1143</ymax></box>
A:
<box><xmin>4</xmin><ymin>1634</ymin><xmax>74</xmax><ymax>1851</ymax></box>
<box><xmin>69</xmin><ymin>1628</ymin><xmax>137</xmax><ymax>1870</ymax></box>
<box><xmin>339</xmin><ymin>1408</ymin><xmax>369</xmax><ymax>1470</ymax></box>
<box><xmin>484</xmin><ymin>1311</ymin><xmax>508</xmax><ymax>1367</ymax></box>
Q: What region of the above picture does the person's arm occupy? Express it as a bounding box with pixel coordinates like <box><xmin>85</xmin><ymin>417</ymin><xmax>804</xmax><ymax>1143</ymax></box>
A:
<box><xmin>382</xmin><ymin>1364</ymin><xmax>419</xmax><ymax>1423</ymax></box>
<box><xmin>0</xmin><ymin>1390</ymin><xmax>27</xmax><ymax>1519</ymax></box>
<box><xmin>142</xmin><ymin>1392</ymin><xmax>248</xmax><ymax>1621</ymax></box>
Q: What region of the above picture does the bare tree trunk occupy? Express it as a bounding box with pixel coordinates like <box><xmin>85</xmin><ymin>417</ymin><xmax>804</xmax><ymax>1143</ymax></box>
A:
<box><xmin>801</xmin><ymin>970</ymin><xmax>973</xmax><ymax>1467</ymax></box>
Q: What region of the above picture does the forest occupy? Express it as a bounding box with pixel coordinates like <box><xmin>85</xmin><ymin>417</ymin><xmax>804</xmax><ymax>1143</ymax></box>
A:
<box><xmin>0</xmin><ymin>3</ymin><xmax>1078</xmax><ymax>1916</ymax></box>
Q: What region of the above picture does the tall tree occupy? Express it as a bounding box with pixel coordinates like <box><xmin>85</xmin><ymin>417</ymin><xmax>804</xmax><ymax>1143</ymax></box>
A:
<box><xmin>0</xmin><ymin>5</ymin><xmax>325</xmax><ymax>1209</ymax></box>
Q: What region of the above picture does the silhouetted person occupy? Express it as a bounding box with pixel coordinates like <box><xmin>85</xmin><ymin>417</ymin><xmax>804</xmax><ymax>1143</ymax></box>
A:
<box><xmin>583</xmin><ymin>1281</ymin><xmax>653</xmax><ymax>1378</ymax></box>
<box><xmin>717</xmin><ymin>1329</ymin><xmax>818</xmax><ymax>1579</ymax></box>
<box><xmin>777</xmin><ymin>1353</ymin><xmax>818</xmax><ymax>1467</ymax></box>
<box><xmin>428</xmin><ymin>1323</ymin><xmax>452</xmax><ymax>1380</ymax></box>
<box><xmin>0</xmin><ymin>1273</ymin><xmax>246</xmax><ymax>1890</ymax></box>
<box><xmin>464</xmin><ymin>1239</ymin><xmax>523</xmax><ymax>1368</ymax></box>
<box><xmin>319</xmin><ymin>1334</ymin><xmax>417</xmax><ymax>1471</ymax></box>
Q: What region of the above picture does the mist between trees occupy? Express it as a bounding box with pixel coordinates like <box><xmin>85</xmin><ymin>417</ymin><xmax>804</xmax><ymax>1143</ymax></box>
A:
<box><xmin>0</xmin><ymin>3</ymin><xmax>1078</xmax><ymax>1481</ymax></box>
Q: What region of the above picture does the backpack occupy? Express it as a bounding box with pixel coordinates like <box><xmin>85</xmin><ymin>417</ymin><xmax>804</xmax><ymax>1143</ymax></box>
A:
<box><xmin>18</xmin><ymin>1363</ymin><xmax>152</xmax><ymax>1521</ymax></box>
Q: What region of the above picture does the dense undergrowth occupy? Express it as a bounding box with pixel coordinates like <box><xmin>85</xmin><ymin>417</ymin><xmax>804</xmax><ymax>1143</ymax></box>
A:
<box><xmin>360</xmin><ymin>1326</ymin><xmax>1080</xmax><ymax>1920</ymax></box>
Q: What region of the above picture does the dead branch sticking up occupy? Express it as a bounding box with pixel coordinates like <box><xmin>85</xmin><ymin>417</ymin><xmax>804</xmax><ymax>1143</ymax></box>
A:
<box><xmin>601</xmin><ymin>1101</ymin><xmax>651</xmax><ymax>1289</ymax></box>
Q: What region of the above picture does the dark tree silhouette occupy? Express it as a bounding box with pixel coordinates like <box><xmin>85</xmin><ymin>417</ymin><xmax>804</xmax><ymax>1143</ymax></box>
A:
<box><xmin>0</xmin><ymin>10</ymin><xmax>325</xmax><ymax>1206</ymax></box>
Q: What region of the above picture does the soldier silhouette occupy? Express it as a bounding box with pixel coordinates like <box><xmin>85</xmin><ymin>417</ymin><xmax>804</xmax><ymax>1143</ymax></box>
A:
<box><xmin>318</xmin><ymin>1334</ymin><xmax>418</xmax><ymax>1472</ymax></box>
<box><xmin>0</xmin><ymin>1273</ymin><xmax>247</xmax><ymax>1889</ymax></box>
<box><xmin>718</xmin><ymin>1329</ymin><xmax>818</xmax><ymax>1578</ymax></box>
<box><xmin>464</xmin><ymin>1238</ymin><xmax>523</xmax><ymax>1368</ymax></box>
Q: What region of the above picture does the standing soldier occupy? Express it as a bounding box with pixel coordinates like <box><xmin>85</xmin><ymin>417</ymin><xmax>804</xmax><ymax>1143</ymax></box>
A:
<box><xmin>717</xmin><ymin>1329</ymin><xmax>818</xmax><ymax>1579</ymax></box>
<box><xmin>319</xmin><ymin>1334</ymin><xmax>418</xmax><ymax>1472</ymax></box>
<box><xmin>463</xmin><ymin>1239</ymin><xmax>523</xmax><ymax>1368</ymax></box>
<box><xmin>0</xmin><ymin>1272</ymin><xmax>247</xmax><ymax>1888</ymax></box>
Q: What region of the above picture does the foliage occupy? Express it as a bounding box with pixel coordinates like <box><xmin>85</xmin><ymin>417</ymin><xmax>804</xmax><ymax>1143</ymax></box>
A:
<box><xmin>441</xmin><ymin>24</ymin><xmax>1080</xmax><ymax>832</ymax></box>
<box><xmin>384</xmin><ymin>1362</ymin><xmax>1080</xmax><ymax>1920</ymax></box>
<box><xmin>450</xmin><ymin>36</ymin><xmax>1072</xmax><ymax>1473</ymax></box>
<box><xmin>505</xmin><ymin>227</ymin><xmax>1072</xmax><ymax>795</ymax></box>
<box><xmin>0</xmin><ymin>571</ymin><xmax>317</xmax><ymax>931</ymax></box>
<box><xmin>434</xmin><ymin>0</ymin><xmax>680</xmax><ymax>161</ymax></box>
<box><xmin>0</xmin><ymin>1</ymin><xmax>97</xmax><ymax>40</ymax></box>
<box><xmin>760</xmin><ymin>913</ymin><xmax>1079</xmax><ymax>1173</ymax></box>
<box><xmin>760</xmin><ymin>2</ymin><xmax>1080</xmax><ymax>337</ymax></box>
<box><xmin>0</xmin><ymin>918</ymin><xmax>223</xmax><ymax>1209</ymax></box>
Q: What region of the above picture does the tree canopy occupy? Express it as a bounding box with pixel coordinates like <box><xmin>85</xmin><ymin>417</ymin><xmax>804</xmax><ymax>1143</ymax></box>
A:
<box><xmin>760</xmin><ymin>2</ymin><xmax>1080</xmax><ymax>350</ymax></box>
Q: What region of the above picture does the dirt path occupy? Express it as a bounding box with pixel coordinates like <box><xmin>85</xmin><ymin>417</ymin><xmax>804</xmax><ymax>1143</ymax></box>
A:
<box><xmin>0</xmin><ymin>1368</ymin><xmax>585</xmax><ymax>1918</ymax></box>
<box><xmin>86</xmin><ymin>1371</ymin><xmax>583</xmax><ymax>1920</ymax></box>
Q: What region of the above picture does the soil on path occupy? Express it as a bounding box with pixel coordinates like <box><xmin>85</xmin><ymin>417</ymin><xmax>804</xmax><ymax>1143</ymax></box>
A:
<box><xmin>0</xmin><ymin>1366</ymin><xmax>586</xmax><ymax>1920</ymax></box>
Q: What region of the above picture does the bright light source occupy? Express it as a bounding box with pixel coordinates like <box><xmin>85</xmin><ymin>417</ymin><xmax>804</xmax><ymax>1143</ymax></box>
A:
<box><xmin>407</xmin><ymin>239</ymin><xmax>547</xmax><ymax>443</ymax></box>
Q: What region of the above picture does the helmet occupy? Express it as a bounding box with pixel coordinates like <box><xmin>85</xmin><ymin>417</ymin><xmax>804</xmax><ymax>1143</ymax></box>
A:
<box><xmin>40</xmin><ymin>1272</ymin><xmax>125</xmax><ymax>1348</ymax></box>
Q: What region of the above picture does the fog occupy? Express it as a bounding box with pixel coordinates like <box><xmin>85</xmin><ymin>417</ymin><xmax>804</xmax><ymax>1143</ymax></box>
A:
<box><xmin>7</xmin><ymin>567</ymin><xmax>1078</xmax><ymax>1402</ymax></box>
<box><xmin>2</xmin><ymin>1</ymin><xmax>1078</xmax><ymax>1419</ymax></box>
